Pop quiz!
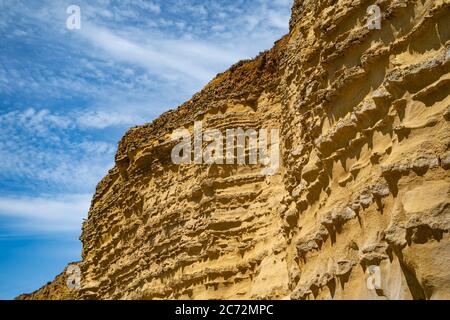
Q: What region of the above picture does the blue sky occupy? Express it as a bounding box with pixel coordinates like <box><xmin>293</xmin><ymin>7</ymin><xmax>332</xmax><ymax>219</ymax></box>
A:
<box><xmin>0</xmin><ymin>0</ymin><xmax>292</xmax><ymax>299</ymax></box>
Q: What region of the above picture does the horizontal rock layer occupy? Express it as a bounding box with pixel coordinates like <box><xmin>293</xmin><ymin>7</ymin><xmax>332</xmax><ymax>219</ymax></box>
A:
<box><xmin>20</xmin><ymin>0</ymin><xmax>450</xmax><ymax>300</ymax></box>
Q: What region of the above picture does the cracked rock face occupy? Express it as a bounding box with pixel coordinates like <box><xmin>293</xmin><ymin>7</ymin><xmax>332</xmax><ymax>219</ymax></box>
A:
<box><xmin>20</xmin><ymin>0</ymin><xmax>450</xmax><ymax>300</ymax></box>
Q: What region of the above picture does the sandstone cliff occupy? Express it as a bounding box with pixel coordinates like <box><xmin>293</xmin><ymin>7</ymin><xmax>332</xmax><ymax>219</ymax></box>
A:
<box><xmin>20</xmin><ymin>0</ymin><xmax>450</xmax><ymax>300</ymax></box>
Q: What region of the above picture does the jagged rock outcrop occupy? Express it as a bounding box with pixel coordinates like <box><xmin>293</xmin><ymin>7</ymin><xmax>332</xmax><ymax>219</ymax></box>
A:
<box><xmin>21</xmin><ymin>0</ymin><xmax>450</xmax><ymax>300</ymax></box>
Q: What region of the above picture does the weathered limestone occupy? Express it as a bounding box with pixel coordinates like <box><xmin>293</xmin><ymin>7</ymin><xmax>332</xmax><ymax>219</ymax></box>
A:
<box><xmin>20</xmin><ymin>0</ymin><xmax>450</xmax><ymax>300</ymax></box>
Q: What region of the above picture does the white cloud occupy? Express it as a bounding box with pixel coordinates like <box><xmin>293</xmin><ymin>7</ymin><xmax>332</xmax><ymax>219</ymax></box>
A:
<box><xmin>134</xmin><ymin>0</ymin><xmax>161</xmax><ymax>13</ymax></box>
<box><xmin>18</xmin><ymin>108</ymin><xmax>72</xmax><ymax>132</ymax></box>
<box><xmin>78</xmin><ymin>141</ymin><xmax>116</xmax><ymax>155</ymax></box>
<box><xmin>79</xmin><ymin>23</ymin><xmax>240</xmax><ymax>83</ymax></box>
<box><xmin>0</xmin><ymin>194</ymin><xmax>91</xmax><ymax>233</ymax></box>
<box><xmin>1</xmin><ymin>107</ymin><xmax>142</xmax><ymax>132</ymax></box>
<box><xmin>76</xmin><ymin>109</ymin><xmax>145</xmax><ymax>129</ymax></box>
<box><xmin>267</xmin><ymin>9</ymin><xmax>290</xmax><ymax>29</ymax></box>
<box><xmin>0</xmin><ymin>108</ymin><xmax>116</xmax><ymax>191</ymax></box>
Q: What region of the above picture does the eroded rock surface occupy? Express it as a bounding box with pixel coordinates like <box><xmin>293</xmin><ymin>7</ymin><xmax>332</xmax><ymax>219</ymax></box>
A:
<box><xmin>20</xmin><ymin>0</ymin><xmax>450</xmax><ymax>300</ymax></box>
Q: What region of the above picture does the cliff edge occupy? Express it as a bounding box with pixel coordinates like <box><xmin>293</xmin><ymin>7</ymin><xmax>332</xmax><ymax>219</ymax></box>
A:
<box><xmin>20</xmin><ymin>0</ymin><xmax>450</xmax><ymax>300</ymax></box>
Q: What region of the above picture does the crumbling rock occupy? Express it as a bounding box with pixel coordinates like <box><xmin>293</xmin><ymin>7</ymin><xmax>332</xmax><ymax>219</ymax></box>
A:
<box><xmin>21</xmin><ymin>0</ymin><xmax>450</xmax><ymax>300</ymax></box>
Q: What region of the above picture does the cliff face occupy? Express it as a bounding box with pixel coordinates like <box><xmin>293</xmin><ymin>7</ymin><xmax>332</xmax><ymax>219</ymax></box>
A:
<box><xmin>21</xmin><ymin>0</ymin><xmax>450</xmax><ymax>300</ymax></box>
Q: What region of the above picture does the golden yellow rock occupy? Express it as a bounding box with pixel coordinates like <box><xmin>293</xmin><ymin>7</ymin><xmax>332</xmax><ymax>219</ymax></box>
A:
<box><xmin>20</xmin><ymin>0</ymin><xmax>450</xmax><ymax>300</ymax></box>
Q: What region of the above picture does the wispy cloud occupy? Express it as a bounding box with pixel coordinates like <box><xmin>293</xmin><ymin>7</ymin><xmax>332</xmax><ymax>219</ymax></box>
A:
<box><xmin>75</xmin><ymin>109</ymin><xmax>145</xmax><ymax>129</ymax></box>
<box><xmin>0</xmin><ymin>194</ymin><xmax>90</xmax><ymax>233</ymax></box>
<box><xmin>80</xmin><ymin>23</ymin><xmax>243</xmax><ymax>83</ymax></box>
<box><xmin>83</xmin><ymin>26</ymin><xmax>212</xmax><ymax>82</ymax></box>
<box><xmin>0</xmin><ymin>108</ymin><xmax>116</xmax><ymax>193</ymax></box>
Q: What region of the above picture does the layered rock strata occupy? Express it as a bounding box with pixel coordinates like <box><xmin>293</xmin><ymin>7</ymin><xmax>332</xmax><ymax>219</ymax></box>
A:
<box><xmin>21</xmin><ymin>0</ymin><xmax>450</xmax><ymax>300</ymax></box>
